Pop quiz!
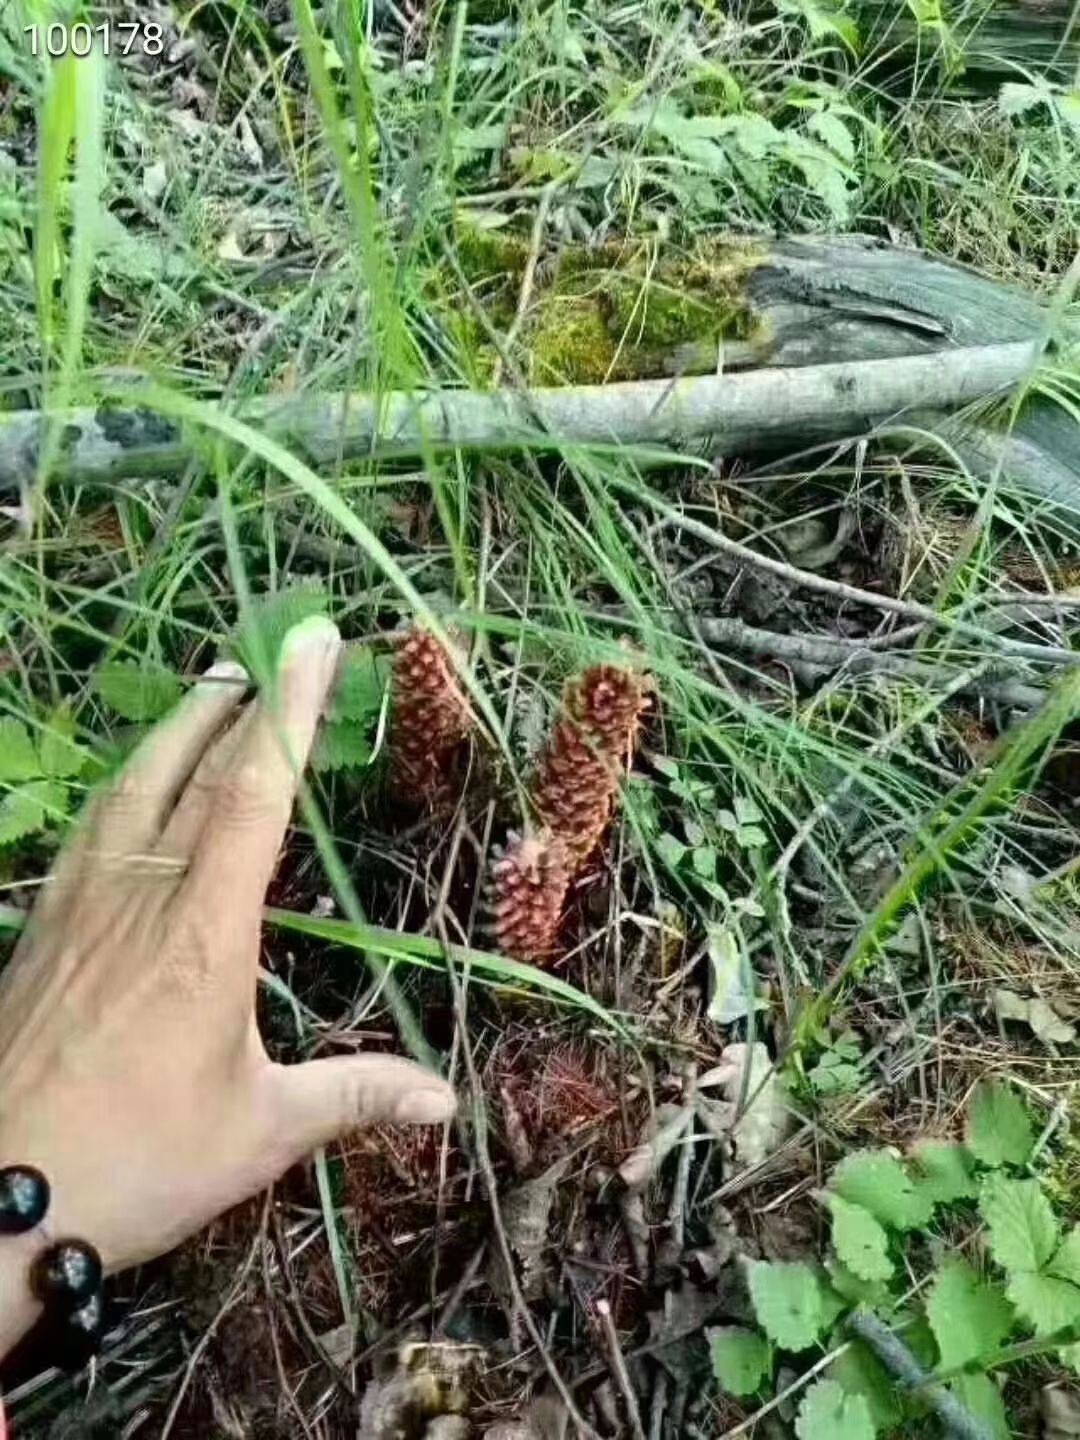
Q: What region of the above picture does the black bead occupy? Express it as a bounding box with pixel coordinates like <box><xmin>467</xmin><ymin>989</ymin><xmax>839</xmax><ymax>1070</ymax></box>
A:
<box><xmin>0</xmin><ymin>1165</ymin><xmax>50</xmax><ymax>1234</ymax></box>
<box><xmin>31</xmin><ymin>1239</ymin><xmax>103</xmax><ymax>1311</ymax></box>
<box><xmin>53</xmin><ymin>1289</ymin><xmax>106</xmax><ymax>1373</ymax></box>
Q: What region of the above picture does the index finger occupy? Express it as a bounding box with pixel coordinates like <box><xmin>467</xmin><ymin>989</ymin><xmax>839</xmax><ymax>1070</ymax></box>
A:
<box><xmin>180</xmin><ymin>617</ymin><xmax>341</xmax><ymax>926</ymax></box>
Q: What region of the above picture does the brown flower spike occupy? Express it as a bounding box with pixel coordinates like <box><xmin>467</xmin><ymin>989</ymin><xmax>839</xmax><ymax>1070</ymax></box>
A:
<box><xmin>532</xmin><ymin>664</ymin><xmax>650</xmax><ymax>872</ymax></box>
<box><xmin>387</xmin><ymin>627</ymin><xmax>473</xmax><ymax>803</ymax></box>
<box><xmin>488</xmin><ymin>831</ymin><xmax>571</xmax><ymax>963</ymax></box>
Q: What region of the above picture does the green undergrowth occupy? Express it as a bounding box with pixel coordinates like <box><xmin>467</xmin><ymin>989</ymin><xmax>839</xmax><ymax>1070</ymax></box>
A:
<box><xmin>713</xmin><ymin>1080</ymin><xmax>1080</xmax><ymax>1438</ymax></box>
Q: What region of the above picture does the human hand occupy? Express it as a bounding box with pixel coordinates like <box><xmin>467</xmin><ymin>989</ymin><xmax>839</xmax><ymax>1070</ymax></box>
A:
<box><xmin>0</xmin><ymin>618</ymin><xmax>455</xmax><ymax>1356</ymax></box>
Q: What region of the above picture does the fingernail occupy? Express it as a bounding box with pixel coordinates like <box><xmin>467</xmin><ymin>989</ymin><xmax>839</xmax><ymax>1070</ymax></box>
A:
<box><xmin>394</xmin><ymin>1083</ymin><xmax>456</xmax><ymax>1125</ymax></box>
<box><xmin>201</xmin><ymin>659</ymin><xmax>249</xmax><ymax>687</ymax></box>
<box><xmin>280</xmin><ymin>615</ymin><xmax>341</xmax><ymax>675</ymax></box>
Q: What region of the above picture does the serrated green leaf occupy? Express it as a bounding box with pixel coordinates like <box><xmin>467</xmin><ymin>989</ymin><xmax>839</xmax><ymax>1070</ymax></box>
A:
<box><xmin>707</xmin><ymin>1326</ymin><xmax>771</xmax><ymax>1397</ymax></box>
<box><xmin>950</xmin><ymin>1373</ymin><xmax>1009</xmax><ymax>1440</ymax></box>
<box><xmin>825</xmin><ymin>1256</ymin><xmax>890</xmax><ymax>1309</ymax></box>
<box><xmin>1006</xmin><ymin>1271</ymin><xmax>1080</xmax><ymax>1338</ymax></box>
<box><xmin>330</xmin><ymin>646</ymin><xmax>388</xmax><ymax>722</ymax></box>
<box><xmin>37</xmin><ymin>710</ymin><xmax>87</xmax><ymax>779</ymax></box>
<box><xmin>312</xmin><ymin>720</ymin><xmax>374</xmax><ymax>773</ymax></box>
<box><xmin>908</xmin><ymin>1140</ymin><xmax>978</xmax><ymax>1206</ymax></box>
<box><xmin>233</xmin><ymin>584</ymin><xmax>330</xmax><ymax>673</ymax></box>
<box><xmin>95</xmin><ymin>661</ymin><xmax>182</xmax><ymax>722</ymax></box>
<box><xmin>748</xmin><ymin>1261</ymin><xmax>824</xmax><ymax>1352</ymax></box>
<box><xmin>0</xmin><ymin>785</ymin><xmax>45</xmax><ymax>845</ymax></box>
<box><xmin>795</xmin><ymin>1379</ymin><xmax>874</xmax><ymax>1440</ymax></box>
<box><xmin>1050</xmin><ymin>1228</ymin><xmax>1080</xmax><ymax>1286</ymax></box>
<box><xmin>829</xmin><ymin>1197</ymin><xmax>892</xmax><ymax>1283</ymax></box>
<box><xmin>925</xmin><ymin>1260</ymin><xmax>1013</xmax><ymax>1371</ymax></box>
<box><xmin>0</xmin><ymin>779</ymin><xmax>67</xmax><ymax>846</ymax></box>
<box><xmin>0</xmin><ymin>719</ymin><xmax>41</xmax><ymax>781</ymax></box>
<box><xmin>827</xmin><ymin>1342</ymin><xmax>901</xmax><ymax>1430</ymax></box>
<box><xmin>967</xmin><ymin>1081</ymin><xmax>1034</xmax><ymax>1168</ymax></box>
<box><xmin>980</xmin><ymin>1175</ymin><xmax>1059</xmax><ymax>1274</ymax></box>
<box><xmin>831</xmin><ymin>1149</ymin><xmax>932</xmax><ymax>1231</ymax></box>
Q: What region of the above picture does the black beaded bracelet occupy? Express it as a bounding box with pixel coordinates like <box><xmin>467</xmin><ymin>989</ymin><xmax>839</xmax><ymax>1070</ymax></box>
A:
<box><xmin>0</xmin><ymin>1165</ymin><xmax>106</xmax><ymax>1372</ymax></box>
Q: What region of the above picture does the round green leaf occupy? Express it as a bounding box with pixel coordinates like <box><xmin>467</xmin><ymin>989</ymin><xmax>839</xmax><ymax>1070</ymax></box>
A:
<box><xmin>708</xmin><ymin>1326</ymin><xmax>771</xmax><ymax>1397</ymax></box>
<box><xmin>748</xmin><ymin>1261</ymin><xmax>824</xmax><ymax>1352</ymax></box>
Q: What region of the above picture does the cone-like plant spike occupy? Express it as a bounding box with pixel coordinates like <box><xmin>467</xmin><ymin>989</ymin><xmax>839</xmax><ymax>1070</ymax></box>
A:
<box><xmin>488</xmin><ymin>830</ymin><xmax>570</xmax><ymax>962</ymax></box>
<box><xmin>564</xmin><ymin>664</ymin><xmax>651</xmax><ymax>761</ymax></box>
<box><xmin>532</xmin><ymin>663</ymin><xmax>650</xmax><ymax>871</ymax></box>
<box><xmin>387</xmin><ymin>627</ymin><xmax>472</xmax><ymax>802</ymax></box>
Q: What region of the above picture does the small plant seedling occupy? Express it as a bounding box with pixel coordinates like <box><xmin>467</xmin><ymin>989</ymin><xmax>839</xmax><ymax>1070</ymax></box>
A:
<box><xmin>711</xmin><ymin>1081</ymin><xmax>1075</xmax><ymax>1435</ymax></box>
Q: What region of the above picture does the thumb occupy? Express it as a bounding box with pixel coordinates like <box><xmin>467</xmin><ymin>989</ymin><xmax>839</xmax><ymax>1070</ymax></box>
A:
<box><xmin>267</xmin><ymin>1054</ymin><xmax>456</xmax><ymax>1158</ymax></box>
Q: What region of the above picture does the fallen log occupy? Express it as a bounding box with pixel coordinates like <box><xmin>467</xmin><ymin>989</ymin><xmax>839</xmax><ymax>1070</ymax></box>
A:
<box><xmin>0</xmin><ymin>340</ymin><xmax>1040</xmax><ymax>488</ymax></box>
<box><xmin>2</xmin><ymin>238</ymin><xmax>1076</xmax><ymax>514</ymax></box>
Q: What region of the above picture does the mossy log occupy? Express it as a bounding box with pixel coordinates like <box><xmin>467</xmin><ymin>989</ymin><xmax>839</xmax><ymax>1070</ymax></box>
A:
<box><xmin>1</xmin><ymin>237</ymin><xmax>1076</xmax><ymax>514</ymax></box>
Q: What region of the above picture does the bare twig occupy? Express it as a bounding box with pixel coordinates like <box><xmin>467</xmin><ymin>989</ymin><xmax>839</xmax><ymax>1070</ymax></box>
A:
<box><xmin>692</xmin><ymin>614</ymin><xmax>1049</xmax><ymax>708</ymax></box>
<box><xmin>645</xmin><ymin>499</ymin><xmax>1080</xmax><ymax>669</ymax></box>
<box><xmin>595</xmin><ymin>1299</ymin><xmax>648</xmax><ymax>1440</ymax></box>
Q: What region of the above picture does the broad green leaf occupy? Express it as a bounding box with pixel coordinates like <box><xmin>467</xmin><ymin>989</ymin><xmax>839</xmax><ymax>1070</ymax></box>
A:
<box><xmin>908</xmin><ymin>1140</ymin><xmax>978</xmax><ymax>1206</ymax></box>
<box><xmin>825</xmin><ymin>1256</ymin><xmax>889</xmax><ymax>1309</ymax></box>
<box><xmin>980</xmin><ymin>1176</ymin><xmax>1059</xmax><ymax>1273</ymax></box>
<box><xmin>0</xmin><ymin>719</ymin><xmax>41</xmax><ymax>782</ymax></box>
<box><xmin>925</xmin><ymin>1260</ymin><xmax>1013</xmax><ymax>1371</ymax></box>
<box><xmin>808</xmin><ymin>110</ymin><xmax>856</xmax><ymax>163</ymax></box>
<box><xmin>967</xmin><ymin>1081</ymin><xmax>1034</xmax><ymax>1168</ymax></box>
<box><xmin>708</xmin><ymin>1326</ymin><xmax>771</xmax><ymax>1397</ymax></box>
<box><xmin>829</xmin><ymin>1197</ymin><xmax>892</xmax><ymax>1283</ymax></box>
<box><xmin>795</xmin><ymin>1380</ymin><xmax>874</xmax><ymax>1440</ymax></box>
<box><xmin>748</xmin><ymin>1261</ymin><xmax>824</xmax><ymax>1352</ymax></box>
<box><xmin>0</xmin><ymin>779</ymin><xmax>67</xmax><ymax>846</ymax></box>
<box><xmin>778</xmin><ymin>0</ymin><xmax>859</xmax><ymax>49</ymax></box>
<box><xmin>1051</xmin><ymin>1227</ymin><xmax>1080</xmax><ymax>1285</ymax></box>
<box><xmin>37</xmin><ymin>710</ymin><xmax>87</xmax><ymax>780</ymax></box>
<box><xmin>312</xmin><ymin>721</ymin><xmax>374</xmax><ymax>773</ymax></box>
<box><xmin>831</xmin><ymin>1150</ymin><xmax>932</xmax><ymax>1231</ymax></box>
<box><xmin>95</xmin><ymin>661</ymin><xmax>183</xmax><ymax>722</ymax></box>
<box><xmin>827</xmin><ymin>1342</ymin><xmax>901</xmax><ymax>1430</ymax></box>
<box><xmin>233</xmin><ymin>584</ymin><xmax>330</xmax><ymax>674</ymax></box>
<box><xmin>950</xmin><ymin>1374</ymin><xmax>1009</xmax><ymax>1440</ymax></box>
<box><xmin>331</xmin><ymin>647</ymin><xmax>388</xmax><ymax>722</ymax></box>
<box><xmin>1006</xmin><ymin>1271</ymin><xmax>1080</xmax><ymax>1338</ymax></box>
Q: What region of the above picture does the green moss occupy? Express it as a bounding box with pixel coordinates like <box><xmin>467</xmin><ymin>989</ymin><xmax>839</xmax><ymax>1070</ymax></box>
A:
<box><xmin>445</xmin><ymin>232</ymin><xmax>768</xmax><ymax>386</ymax></box>
<box><xmin>453</xmin><ymin>222</ymin><xmax>530</xmax><ymax>285</ymax></box>
<box><xmin>530</xmin><ymin>295</ymin><xmax>619</xmax><ymax>385</ymax></box>
<box><xmin>527</xmin><ymin>239</ymin><xmax>766</xmax><ymax>383</ymax></box>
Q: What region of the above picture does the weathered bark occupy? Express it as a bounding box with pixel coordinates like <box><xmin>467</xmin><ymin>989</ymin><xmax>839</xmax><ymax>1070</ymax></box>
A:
<box><xmin>854</xmin><ymin>0</ymin><xmax>1077</xmax><ymax>84</ymax></box>
<box><xmin>0</xmin><ymin>340</ymin><xmax>1038</xmax><ymax>481</ymax></box>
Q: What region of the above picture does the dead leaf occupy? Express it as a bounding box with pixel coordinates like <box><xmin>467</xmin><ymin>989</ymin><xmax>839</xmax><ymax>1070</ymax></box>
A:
<box><xmin>697</xmin><ymin>1043</ymin><xmax>791</xmax><ymax>1172</ymax></box>
<box><xmin>706</xmin><ymin>921</ymin><xmax>764</xmax><ymax>1025</ymax></box>
<box><xmin>142</xmin><ymin>160</ymin><xmax>168</xmax><ymax>201</ymax></box>
<box><xmin>498</xmin><ymin>1154</ymin><xmax>570</xmax><ymax>1300</ymax></box>
<box><xmin>994</xmin><ymin>988</ymin><xmax>1076</xmax><ymax>1046</ymax></box>
<box><xmin>236</xmin><ymin>112</ymin><xmax>264</xmax><ymax>168</ymax></box>
<box><xmin>617</xmin><ymin>1103</ymin><xmax>689</xmax><ymax>1193</ymax></box>
<box><xmin>217</xmin><ymin>230</ymin><xmax>249</xmax><ymax>263</ymax></box>
<box><xmin>167</xmin><ymin>108</ymin><xmax>208</xmax><ymax>140</ymax></box>
<box><xmin>483</xmin><ymin>1398</ymin><xmax>569</xmax><ymax>1440</ymax></box>
<box><xmin>425</xmin><ymin>1420</ymin><xmax>471</xmax><ymax>1439</ymax></box>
